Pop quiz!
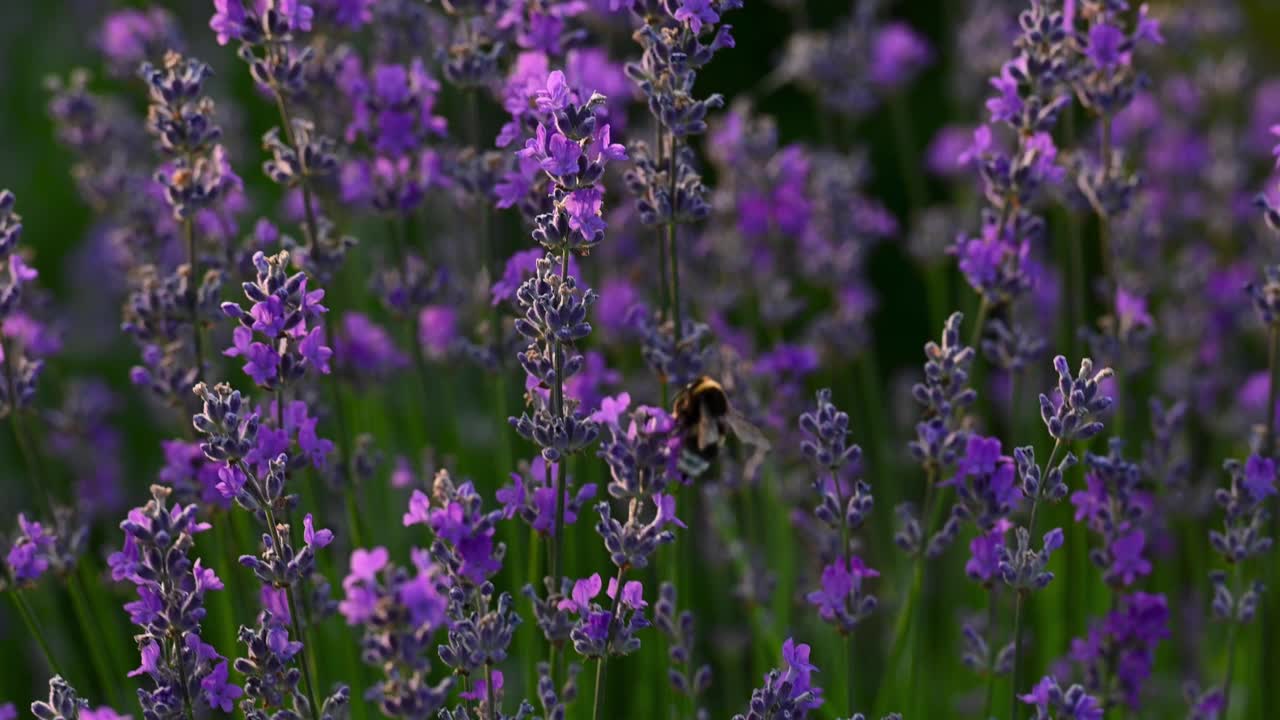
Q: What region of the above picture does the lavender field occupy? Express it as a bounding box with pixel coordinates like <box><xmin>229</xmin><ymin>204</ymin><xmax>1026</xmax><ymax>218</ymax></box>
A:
<box><xmin>2</xmin><ymin>0</ymin><xmax>1279</xmax><ymax>718</ymax></box>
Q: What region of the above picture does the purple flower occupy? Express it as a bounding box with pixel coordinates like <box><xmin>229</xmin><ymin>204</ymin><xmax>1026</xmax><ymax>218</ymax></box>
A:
<box><xmin>1086</xmin><ymin>23</ymin><xmax>1127</xmax><ymax>69</ymax></box>
<box><xmin>806</xmin><ymin>556</ymin><xmax>878</xmax><ymax>622</ymax></box>
<box><xmin>298</xmin><ymin>326</ymin><xmax>333</xmax><ymax>374</ymax></box>
<box><xmin>417</xmin><ymin>305</ymin><xmax>457</xmax><ymax>360</ymax></box>
<box><xmin>397</xmin><ymin>571</ymin><xmax>447</xmax><ymax>628</ymax></box>
<box><xmin>869</xmin><ymin>22</ymin><xmax>932</xmax><ymax>89</ymax></box>
<box><xmin>1107</xmin><ymin>529</ymin><xmax>1152</xmax><ymax>586</ymax></box>
<box><xmin>337</xmin><ymin>312</ymin><xmax>407</xmax><ymax>375</ymax></box>
<box><xmin>1243</xmin><ymin>454</ymin><xmax>1277</xmax><ymax>502</ymax></box>
<box><xmin>460</xmin><ymin>670</ymin><xmax>503</xmax><ymax>702</ymax></box>
<box><xmin>564</xmin><ymin>187</ymin><xmax>606</xmax><ymax>240</ymax></box>
<box><xmin>607</xmin><ymin>577</ymin><xmax>647</xmax><ymax>609</ymax></box>
<box><xmin>590</xmin><ymin>392</ymin><xmax>631</xmax><ymax>426</ymax></box>
<box><xmin>967</xmin><ymin>518</ymin><xmax>1012</xmax><ymax>583</ymax></box>
<box><xmin>261</xmin><ymin>586</ymin><xmax>291</xmax><ymax>624</ymax></box>
<box><xmin>215</xmin><ymin>464</ymin><xmax>247</xmax><ymax>499</ymax></box>
<box><xmin>125</xmin><ymin>586</ymin><xmax>164</xmax><ymax>625</ymax></box>
<box><xmin>674</xmin><ymin>0</ymin><xmax>718</xmax><ymax>34</ymax></box>
<box><xmin>200</xmin><ymin>661</ymin><xmax>243</xmax><ymax>712</ymax></box>
<box><xmin>266</xmin><ymin>626</ymin><xmax>302</xmax><ymax>660</ymax></box>
<box><xmin>559</xmin><ymin>573</ymin><xmax>603</xmax><ymax>612</ymax></box>
<box><xmin>775</xmin><ymin>637</ymin><xmax>822</xmax><ymax>711</ymax></box>
<box><xmin>348</xmin><ymin>546</ymin><xmax>389</xmax><ymax>582</ymax></box>
<box><xmin>6</xmin><ymin>514</ymin><xmax>54</xmax><ymax>582</ymax></box>
<box><xmin>1134</xmin><ymin>4</ymin><xmax>1163</xmax><ymax>46</ymax></box>
<box><xmin>535</xmin><ymin>70</ymin><xmax>572</xmax><ymax>112</ymax></box>
<box><xmin>210</xmin><ymin>0</ymin><xmax>249</xmax><ymax>45</ymax></box>
<box><xmin>224</xmin><ymin>326</ymin><xmax>280</xmax><ymax>386</ymax></box>
<box><xmin>128</xmin><ymin>640</ymin><xmax>162</xmax><ymax>679</ymax></box>
<box><xmin>303</xmin><ymin>513</ymin><xmax>333</xmax><ymax>548</ymax></box>
<box><xmin>986</xmin><ymin>62</ymin><xmax>1024</xmax><ymax>124</ymax></box>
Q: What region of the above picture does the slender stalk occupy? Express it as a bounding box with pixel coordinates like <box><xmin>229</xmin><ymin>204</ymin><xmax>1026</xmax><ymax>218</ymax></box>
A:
<box><xmin>1221</xmin><ymin>564</ymin><xmax>1244</xmax><ymax>717</ymax></box>
<box><xmin>969</xmin><ymin>298</ymin><xmax>990</xmax><ymax>354</ymax></box>
<box><xmin>592</xmin><ymin>565</ymin><xmax>629</xmax><ymax>720</ymax></box>
<box><xmin>67</xmin><ymin>575</ymin><xmax>123</xmax><ymax>706</ymax></box>
<box><xmin>667</xmin><ymin>133</ymin><xmax>682</xmax><ymax>345</ymax></box>
<box><xmin>484</xmin><ymin>662</ymin><xmax>498</xmax><ymax>720</ymax></box>
<box><xmin>322</xmin><ymin>311</ymin><xmax>364</xmax><ymax>548</ymax></box>
<box><xmin>1097</xmin><ymin>116</ymin><xmax>1115</xmax><ymax>294</ymax></box>
<box><xmin>1266</xmin><ymin>325</ymin><xmax>1279</xmax><ymax>457</ymax></box>
<box><xmin>981</xmin><ymin>587</ymin><xmax>1000</xmax><ymax>720</ymax></box>
<box><xmin>1064</xmin><ymin>108</ymin><xmax>1086</xmax><ymax>357</ymax></box>
<box><xmin>1007</xmin><ymin>438</ymin><xmax>1063</xmax><ymax>720</ymax></box>
<box><xmin>173</xmin><ymin>634</ymin><xmax>196</xmax><ymax>720</ymax></box>
<box><xmin>270</xmin><ymin>88</ymin><xmax>319</xmax><ymax>251</ymax></box>
<box><xmin>549</xmin><ymin>244</ymin><xmax>569</xmax><ymax>679</ymax></box>
<box><xmin>184</xmin><ymin>216</ymin><xmax>206</xmax><ymax>377</ymax></box>
<box><xmin>877</xmin><ymin>466</ymin><xmax>938</xmax><ymax>716</ymax></box>
<box><xmin>1009</xmin><ymin>591</ymin><xmax>1026</xmax><ymax>720</ymax></box>
<box><xmin>655</xmin><ymin>127</ymin><xmax>670</xmax><ymax>325</ymax></box>
<box><xmin>287</xmin><ymin>571</ymin><xmax>323</xmax><ymax>720</ymax></box>
<box><xmin>592</xmin><ymin>658</ymin><xmax>606</xmax><ymax>720</ymax></box>
<box><xmin>831</xmin><ymin>470</ymin><xmax>855</xmax><ymax>714</ymax></box>
<box><xmin>2</xmin><ymin>335</ymin><xmax>51</xmax><ymax>509</ymax></box>
<box><xmin>10</xmin><ymin>590</ymin><xmax>63</xmax><ymax>676</ymax></box>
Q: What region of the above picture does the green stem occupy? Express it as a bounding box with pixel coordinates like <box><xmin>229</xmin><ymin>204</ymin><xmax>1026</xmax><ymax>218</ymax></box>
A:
<box><xmin>844</xmin><ymin>634</ymin><xmax>855</xmax><ymax>718</ymax></box>
<box><xmin>593</xmin><ymin>565</ymin><xmax>628</xmax><ymax>720</ymax></box>
<box><xmin>484</xmin><ymin>662</ymin><xmax>498</xmax><ymax>720</ymax></box>
<box><xmin>184</xmin><ymin>216</ymin><xmax>206</xmax><ymax>378</ymax></box>
<box><xmin>1221</xmin><ymin>564</ymin><xmax>1244</xmax><ymax>717</ymax></box>
<box><xmin>67</xmin><ymin>575</ymin><xmax>123</xmax><ymax>706</ymax></box>
<box><xmin>969</xmin><ymin>299</ymin><xmax>990</xmax><ymax>354</ymax></box>
<box><xmin>982</xmin><ymin>587</ymin><xmax>1000</xmax><ymax>720</ymax></box>
<box><xmin>667</xmin><ymin>133</ymin><xmax>682</xmax><ymax>346</ymax></box>
<box><xmin>592</xmin><ymin>657</ymin><xmax>607</xmax><ymax>720</ymax></box>
<box><xmin>1266</xmin><ymin>325</ymin><xmax>1279</xmax><ymax>457</ymax></box>
<box><xmin>10</xmin><ymin>589</ymin><xmax>63</xmax><ymax>677</ymax></box>
<box><xmin>1009</xmin><ymin>591</ymin><xmax>1026</xmax><ymax>720</ymax></box>
<box><xmin>1098</xmin><ymin>116</ymin><xmax>1114</xmax><ymax>296</ymax></box>
<box><xmin>1007</xmin><ymin>439</ymin><xmax>1063</xmax><ymax>720</ymax></box>
<box><xmin>287</xmin><ymin>586</ymin><xmax>323</xmax><ymax>720</ymax></box>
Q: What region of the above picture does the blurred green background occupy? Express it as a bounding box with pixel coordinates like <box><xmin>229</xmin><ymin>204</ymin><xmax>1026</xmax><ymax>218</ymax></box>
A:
<box><xmin>5</xmin><ymin>0</ymin><xmax>1280</xmax><ymax>718</ymax></box>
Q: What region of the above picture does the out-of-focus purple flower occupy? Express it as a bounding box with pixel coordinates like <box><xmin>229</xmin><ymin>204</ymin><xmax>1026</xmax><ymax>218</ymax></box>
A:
<box><xmin>99</xmin><ymin>9</ymin><xmax>177</xmax><ymax>74</ymax></box>
<box><xmin>927</xmin><ymin>125</ymin><xmax>975</xmax><ymax>177</ymax></box>
<box><xmin>417</xmin><ymin>306</ymin><xmax>456</xmax><ymax>360</ymax></box>
<box><xmin>337</xmin><ymin>312</ymin><xmax>407</xmax><ymax>377</ymax></box>
<box><xmin>1243</xmin><ymin>454</ymin><xmax>1277</xmax><ymax>502</ymax></box>
<box><xmin>870</xmin><ymin>22</ymin><xmax>932</xmax><ymax>89</ymax></box>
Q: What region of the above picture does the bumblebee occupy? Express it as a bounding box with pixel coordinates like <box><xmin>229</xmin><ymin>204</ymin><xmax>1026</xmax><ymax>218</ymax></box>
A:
<box><xmin>672</xmin><ymin>375</ymin><xmax>771</xmax><ymax>476</ymax></box>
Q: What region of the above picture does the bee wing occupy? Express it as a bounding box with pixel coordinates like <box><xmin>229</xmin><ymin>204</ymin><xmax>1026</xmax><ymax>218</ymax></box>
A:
<box><xmin>725</xmin><ymin>411</ymin><xmax>771</xmax><ymax>452</ymax></box>
<box><xmin>698</xmin><ymin>413</ymin><xmax>721</xmax><ymax>449</ymax></box>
